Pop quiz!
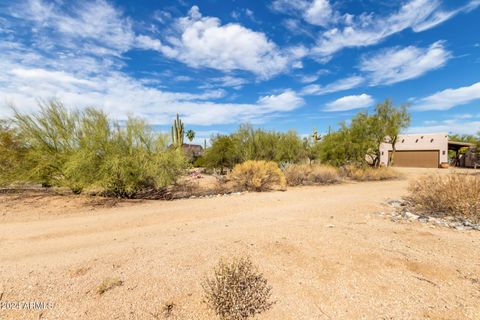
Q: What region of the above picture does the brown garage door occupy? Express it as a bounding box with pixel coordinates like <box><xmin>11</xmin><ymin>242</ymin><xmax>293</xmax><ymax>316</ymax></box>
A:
<box><xmin>388</xmin><ymin>150</ymin><xmax>439</xmax><ymax>168</ymax></box>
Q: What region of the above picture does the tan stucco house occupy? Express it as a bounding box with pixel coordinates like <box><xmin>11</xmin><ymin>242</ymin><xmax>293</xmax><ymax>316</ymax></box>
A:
<box><xmin>379</xmin><ymin>133</ymin><xmax>475</xmax><ymax>168</ymax></box>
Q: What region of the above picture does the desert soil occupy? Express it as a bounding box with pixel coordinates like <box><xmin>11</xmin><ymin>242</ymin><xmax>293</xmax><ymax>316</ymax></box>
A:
<box><xmin>0</xmin><ymin>168</ymin><xmax>479</xmax><ymax>320</ymax></box>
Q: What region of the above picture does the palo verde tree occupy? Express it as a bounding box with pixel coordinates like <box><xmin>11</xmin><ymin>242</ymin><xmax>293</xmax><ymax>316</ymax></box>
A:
<box><xmin>318</xmin><ymin>99</ymin><xmax>410</xmax><ymax>167</ymax></box>
<box><xmin>0</xmin><ymin>119</ymin><xmax>28</xmax><ymax>186</ymax></box>
<box><xmin>8</xmin><ymin>100</ymin><xmax>187</xmax><ymax>197</ymax></box>
<box><xmin>204</xmin><ymin>135</ymin><xmax>241</xmax><ymax>174</ymax></box>
<box><xmin>375</xmin><ymin>99</ymin><xmax>410</xmax><ymax>166</ymax></box>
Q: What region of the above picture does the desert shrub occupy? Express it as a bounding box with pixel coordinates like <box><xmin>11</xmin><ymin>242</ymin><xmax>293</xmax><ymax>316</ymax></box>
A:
<box><xmin>0</xmin><ymin>120</ymin><xmax>29</xmax><ymax>186</ymax></box>
<box><xmin>229</xmin><ymin>160</ymin><xmax>286</xmax><ymax>192</ymax></box>
<box><xmin>13</xmin><ymin>101</ymin><xmax>79</xmax><ymax>187</ymax></box>
<box><xmin>343</xmin><ymin>165</ymin><xmax>401</xmax><ymax>181</ymax></box>
<box><xmin>408</xmin><ymin>174</ymin><xmax>480</xmax><ymax>223</ymax></box>
<box><xmin>233</xmin><ymin>124</ymin><xmax>304</xmax><ymax>163</ymax></box>
<box><xmin>284</xmin><ymin>164</ymin><xmax>340</xmax><ymax>186</ymax></box>
<box><xmin>202</xmin><ymin>257</ymin><xmax>274</xmax><ymax>320</ymax></box>
<box><xmin>204</xmin><ymin>135</ymin><xmax>242</xmax><ymax>173</ymax></box>
<box><xmin>64</xmin><ymin>115</ymin><xmax>187</xmax><ymax>197</ymax></box>
<box><xmin>10</xmin><ymin>101</ymin><xmax>187</xmax><ymax>197</ymax></box>
<box><xmin>192</xmin><ymin>156</ymin><xmax>206</xmax><ymax>168</ymax></box>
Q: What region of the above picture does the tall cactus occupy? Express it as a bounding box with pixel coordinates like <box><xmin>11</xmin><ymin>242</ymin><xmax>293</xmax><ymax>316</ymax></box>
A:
<box><xmin>312</xmin><ymin>128</ymin><xmax>321</xmax><ymax>143</ymax></box>
<box><xmin>171</xmin><ymin>113</ymin><xmax>184</xmax><ymax>147</ymax></box>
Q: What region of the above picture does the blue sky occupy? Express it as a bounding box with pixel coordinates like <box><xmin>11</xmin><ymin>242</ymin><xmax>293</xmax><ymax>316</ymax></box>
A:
<box><xmin>0</xmin><ymin>0</ymin><xmax>479</xmax><ymax>143</ymax></box>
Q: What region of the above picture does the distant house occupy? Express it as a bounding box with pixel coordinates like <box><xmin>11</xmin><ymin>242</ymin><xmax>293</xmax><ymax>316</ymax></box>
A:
<box><xmin>379</xmin><ymin>133</ymin><xmax>475</xmax><ymax>168</ymax></box>
<box><xmin>181</xmin><ymin>143</ymin><xmax>204</xmax><ymax>158</ymax></box>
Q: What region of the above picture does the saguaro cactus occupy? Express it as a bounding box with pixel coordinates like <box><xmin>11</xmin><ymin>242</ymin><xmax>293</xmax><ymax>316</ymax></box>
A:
<box><xmin>312</xmin><ymin>128</ymin><xmax>321</xmax><ymax>143</ymax></box>
<box><xmin>171</xmin><ymin>113</ymin><xmax>184</xmax><ymax>147</ymax></box>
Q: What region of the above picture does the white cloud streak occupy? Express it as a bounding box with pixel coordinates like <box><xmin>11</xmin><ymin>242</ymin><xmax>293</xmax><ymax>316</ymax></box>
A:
<box><xmin>359</xmin><ymin>41</ymin><xmax>450</xmax><ymax>85</ymax></box>
<box><xmin>311</xmin><ymin>0</ymin><xmax>480</xmax><ymax>59</ymax></box>
<box><xmin>301</xmin><ymin>75</ymin><xmax>364</xmax><ymax>95</ymax></box>
<box><xmin>413</xmin><ymin>82</ymin><xmax>480</xmax><ymax>111</ymax></box>
<box><xmin>323</xmin><ymin>93</ymin><xmax>373</xmax><ymax>112</ymax></box>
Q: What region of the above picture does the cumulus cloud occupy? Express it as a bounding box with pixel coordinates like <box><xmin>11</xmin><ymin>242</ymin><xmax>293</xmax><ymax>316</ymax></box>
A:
<box><xmin>271</xmin><ymin>0</ymin><xmax>336</xmax><ymax>27</ymax></box>
<box><xmin>304</xmin><ymin>0</ymin><xmax>335</xmax><ymax>27</ymax></box>
<box><xmin>413</xmin><ymin>82</ymin><xmax>480</xmax><ymax>111</ymax></box>
<box><xmin>144</xmin><ymin>6</ymin><xmax>300</xmax><ymax>79</ymax></box>
<box><xmin>359</xmin><ymin>41</ymin><xmax>450</xmax><ymax>85</ymax></box>
<box><xmin>323</xmin><ymin>94</ymin><xmax>373</xmax><ymax>112</ymax></box>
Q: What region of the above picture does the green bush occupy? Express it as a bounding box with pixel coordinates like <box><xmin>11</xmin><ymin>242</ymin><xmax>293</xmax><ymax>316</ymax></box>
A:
<box><xmin>233</xmin><ymin>124</ymin><xmax>304</xmax><ymax>163</ymax></box>
<box><xmin>8</xmin><ymin>101</ymin><xmax>187</xmax><ymax>197</ymax></box>
<box><xmin>229</xmin><ymin>160</ymin><xmax>286</xmax><ymax>192</ymax></box>
<box><xmin>317</xmin><ymin>99</ymin><xmax>410</xmax><ymax>167</ymax></box>
<box><xmin>12</xmin><ymin>101</ymin><xmax>79</xmax><ymax>187</ymax></box>
<box><xmin>204</xmin><ymin>124</ymin><xmax>306</xmax><ymax>172</ymax></box>
<box><xmin>0</xmin><ymin>120</ymin><xmax>28</xmax><ymax>186</ymax></box>
<box><xmin>204</xmin><ymin>135</ymin><xmax>241</xmax><ymax>173</ymax></box>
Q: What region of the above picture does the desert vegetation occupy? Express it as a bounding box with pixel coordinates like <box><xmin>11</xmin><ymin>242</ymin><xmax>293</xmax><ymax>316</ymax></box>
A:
<box><xmin>1</xmin><ymin>101</ymin><xmax>187</xmax><ymax>198</ymax></box>
<box><xmin>408</xmin><ymin>173</ymin><xmax>480</xmax><ymax>223</ymax></box>
<box><xmin>202</xmin><ymin>257</ymin><xmax>274</xmax><ymax>320</ymax></box>
<box><xmin>284</xmin><ymin>164</ymin><xmax>340</xmax><ymax>186</ymax></box>
<box><xmin>342</xmin><ymin>165</ymin><xmax>402</xmax><ymax>181</ymax></box>
<box><xmin>202</xmin><ymin>99</ymin><xmax>410</xmax><ymax>172</ymax></box>
<box><xmin>229</xmin><ymin>160</ymin><xmax>286</xmax><ymax>192</ymax></box>
<box><xmin>1</xmin><ymin>99</ymin><xmax>408</xmax><ymax>199</ymax></box>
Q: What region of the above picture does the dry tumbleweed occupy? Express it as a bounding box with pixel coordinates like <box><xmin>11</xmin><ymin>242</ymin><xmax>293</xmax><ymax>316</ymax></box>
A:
<box><xmin>202</xmin><ymin>257</ymin><xmax>274</xmax><ymax>320</ymax></box>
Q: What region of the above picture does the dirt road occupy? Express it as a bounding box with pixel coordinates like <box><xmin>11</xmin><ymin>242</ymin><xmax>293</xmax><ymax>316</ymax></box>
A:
<box><xmin>1</xmin><ymin>170</ymin><xmax>479</xmax><ymax>319</ymax></box>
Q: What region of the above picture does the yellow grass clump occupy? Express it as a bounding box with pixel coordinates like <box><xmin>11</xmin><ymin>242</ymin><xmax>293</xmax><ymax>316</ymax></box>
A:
<box><xmin>284</xmin><ymin>164</ymin><xmax>341</xmax><ymax>186</ymax></box>
<box><xmin>229</xmin><ymin>160</ymin><xmax>286</xmax><ymax>192</ymax></box>
<box><xmin>408</xmin><ymin>173</ymin><xmax>480</xmax><ymax>223</ymax></box>
<box><xmin>343</xmin><ymin>165</ymin><xmax>402</xmax><ymax>181</ymax></box>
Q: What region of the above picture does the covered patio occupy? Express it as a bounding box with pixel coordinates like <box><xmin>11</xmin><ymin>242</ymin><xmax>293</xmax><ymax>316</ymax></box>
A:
<box><xmin>448</xmin><ymin>140</ymin><xmax>475</xmax><ymax>167</ymax></box>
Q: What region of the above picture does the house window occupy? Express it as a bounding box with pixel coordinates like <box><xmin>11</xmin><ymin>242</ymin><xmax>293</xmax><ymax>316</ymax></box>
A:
<box><xmin>381</xmin><ymin>151</ymin><xmax>384</xmax><ymax>155</ymax></box>
<box><xmin>442</xmin><ymin>150</ymin><xmax>446</xmax><ymax>155</ymax></box>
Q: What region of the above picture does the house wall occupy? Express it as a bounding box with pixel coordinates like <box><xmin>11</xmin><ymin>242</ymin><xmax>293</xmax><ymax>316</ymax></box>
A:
<box><xmin>379</xmin><ymin>133</ymin><xmax>449</xmax><ymax>166</ymax></box>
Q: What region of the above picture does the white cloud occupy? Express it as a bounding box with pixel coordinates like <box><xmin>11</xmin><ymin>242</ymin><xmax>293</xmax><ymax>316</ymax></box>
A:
<box><xmin>311</xmin><ymin>0</ymin><xmax>480</xmax><ymax>58</ymax></box>
<box><xmin>359</xmin><ymin>41</ymin><xmax>450</xmax><ymax>85</ymax></box>
<box><xmin>0</xmin><ymin>47</ymin><xmax>304</xmax><ymax>125</ymax></box>
<box><xmin>146</xmin><ymin>6</ymin><xmax>298</xmax><ymax>79</ymax></box>
<box><xmin>408</xmin><ymin>121</ymin><xmax>480</xmax><ymax>135</ymax></box>
<box><xmin>272</xmin><ymin>0</ymin><xmax>336</xmax><ymax>27</ymax></box>
<box><xmin>15</xmin><ymin>0</ymin><xmax>135</xmax><ymax>55</ymax></box>
<box><xmin>413</xmin><ymin>82</ymin><xmax>480</xmax><ymax>111</ymax></box>
<box><xmin>304</xmin><ymin>0</ymin><xmax>335</xmax><ymax>27</ymax></box>
<box><xmin>301</xmin><ymin>75</ymin><xmax>364</xmax><ymax>95</ymax></box>
<box><xmin>323</xmin><ymin>93</ymin><xmax>373</xmax><ymax>112</ymax></box>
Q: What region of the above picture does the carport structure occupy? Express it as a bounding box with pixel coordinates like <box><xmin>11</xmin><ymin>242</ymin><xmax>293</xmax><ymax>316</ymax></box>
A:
<box><xmin>448</xmin><ymin>140</ymin><xmax>475</xmax><ymax>167</ymax></box>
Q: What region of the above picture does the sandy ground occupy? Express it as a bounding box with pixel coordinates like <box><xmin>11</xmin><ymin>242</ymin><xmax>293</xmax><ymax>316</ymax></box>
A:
<box><xmin>0</xmin><ymin>168</ymin><xmax>479</xmax><ymax>319</ymax></box>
